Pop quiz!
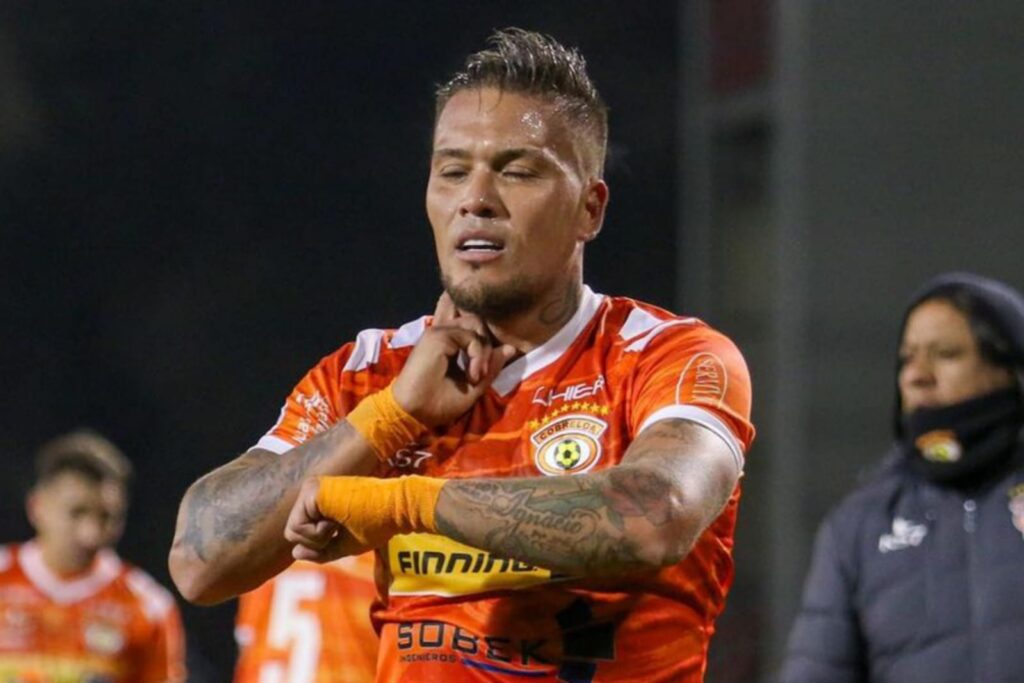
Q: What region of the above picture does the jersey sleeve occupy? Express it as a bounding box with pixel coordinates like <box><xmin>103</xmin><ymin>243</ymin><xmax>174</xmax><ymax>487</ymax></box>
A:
<box><xmin>252</xmin><ymin>321</ymin><xmax>431</xmax><ymax>454</ymax></box>
<box><xmin>628</xmin><ymin>323</ymin><xmax>755</xmax><ymax>470</ymax></box>
<box><xmin>252</xmin><ymin>345</ymin><xmax>352</xmax><ymax>454</ymax></box>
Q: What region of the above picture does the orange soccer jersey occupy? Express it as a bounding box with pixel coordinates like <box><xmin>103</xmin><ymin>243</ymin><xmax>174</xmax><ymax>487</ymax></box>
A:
<box><xmin>0</xmin><ymin>542</ymin><xmax>185</xmax><ymax>683</ymax></box>
<box><xmin>234</xmin><ymin>554</ymin><xmax>379</xmax><ymax>683</ymax></box>
<box><xmin>254</xmin><ymin>288</ymin><xmax>755</xmax><ymax>683</ymax></box>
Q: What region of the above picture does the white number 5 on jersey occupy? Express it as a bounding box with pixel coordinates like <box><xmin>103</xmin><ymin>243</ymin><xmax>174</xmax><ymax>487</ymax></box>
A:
<box><xmin>260</xmin><ymin>570</ymin><xmax>326</xmax><ymax>683</ymax></box>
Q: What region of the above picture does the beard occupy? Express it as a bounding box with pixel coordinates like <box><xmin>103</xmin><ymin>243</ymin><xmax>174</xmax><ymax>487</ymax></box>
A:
<box><xmin>441</xmin><ymin>270</ymin><xmax>540</xmax><ymax>321</ymax></box>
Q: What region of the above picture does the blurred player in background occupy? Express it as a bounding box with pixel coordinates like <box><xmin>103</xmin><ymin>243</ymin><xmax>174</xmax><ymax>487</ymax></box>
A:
<box><xmin>0</xmin><ymin>430</ymin><xmax>186</xmax><ymax>682</ymax></box>
<box><xmin>233</xmin><ymin>552</ymin><xmax>378</xmax><ymax>683</ymax></box>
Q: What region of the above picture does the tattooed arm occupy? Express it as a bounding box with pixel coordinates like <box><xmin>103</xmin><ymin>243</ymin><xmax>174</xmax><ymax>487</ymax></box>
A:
<box><xmin>434</xmin><ymin>418</ymin><xmax>740</xmax><ymax>575</ymax></box>
<box><xmin>170</xmin><ymin>298</ymin><xmax>515</xmax><ymax>605</ymax></box>
<box><xmin>169</xmin><ymin>422</ymin><xmax>377</xmax><ymax>605</ymax></box>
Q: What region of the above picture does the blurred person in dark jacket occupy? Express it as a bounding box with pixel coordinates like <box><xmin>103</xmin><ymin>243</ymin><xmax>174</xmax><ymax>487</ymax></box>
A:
<box><xmin>779</xmin><ymin>272</ymin><xmax>1024</xmax><ymax>683</ymax></box>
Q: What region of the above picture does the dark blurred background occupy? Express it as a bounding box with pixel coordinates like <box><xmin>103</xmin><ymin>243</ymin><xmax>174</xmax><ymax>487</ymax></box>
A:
<box><xmin>1</xmin><ymin>2</ymin><xmax>1022</xmax><ymax>681</ymax></box>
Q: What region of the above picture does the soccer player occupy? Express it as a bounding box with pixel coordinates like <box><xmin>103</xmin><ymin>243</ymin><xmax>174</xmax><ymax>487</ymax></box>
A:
<box><xmin>170</xmin><ymin>29</ymin><xmax>754</xmax><ymax>682</ymax></box>
<box><xmin>0</xmin><ymin>430</ymin><xmax>186</xmax><ymax>682</ymax></box>
<box><xmin>233</xmin><ymin>553</ymin><xmax>378</xmax><ymax>683</ymax></box>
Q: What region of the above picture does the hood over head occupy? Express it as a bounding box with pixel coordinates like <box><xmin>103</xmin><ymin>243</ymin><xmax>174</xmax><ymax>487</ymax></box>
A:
<box><xmin>893</xmin><ymin>271</ymin><xmax>1024</xmax><ymax>438</ymax></box>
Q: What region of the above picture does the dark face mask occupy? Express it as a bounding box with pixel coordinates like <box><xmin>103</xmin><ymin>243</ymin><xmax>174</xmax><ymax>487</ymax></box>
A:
<box><xmin>902</xmin><ymin>387</ymin><xmax>1023</xmax><ymax>485</ymax></box>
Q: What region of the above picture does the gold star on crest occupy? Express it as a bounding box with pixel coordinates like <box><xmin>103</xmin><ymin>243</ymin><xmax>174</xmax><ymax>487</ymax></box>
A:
<box><xmin>529</xmin><ymin>400</ymin><xmax>612</xmax><ymax>430</ymax></box>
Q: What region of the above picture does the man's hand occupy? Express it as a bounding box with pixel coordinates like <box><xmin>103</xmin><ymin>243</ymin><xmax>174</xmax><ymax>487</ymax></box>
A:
<box><xmin>284</xmin><ymin>478</ymin><xmax>371</xmax><ymax>562</ymax></box>
<box><xmin>285</xmin><ymin>475</ymin><xmax>444</xmax><ymax>561</ymax></box>
<box><xmin>392</xmin><ymin>293</ymin><xmax>516</xmax><ymax>427</ymax></box>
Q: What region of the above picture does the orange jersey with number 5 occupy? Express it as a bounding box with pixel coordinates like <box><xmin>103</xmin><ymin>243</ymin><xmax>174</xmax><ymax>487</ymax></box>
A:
<box><xmin>234</xmin><ymin>554</ymin><xmax>379</xmax><ymax>683</ymax></box>
<box><xmin>255</xmin><ymin>288</ymin><xmax>754</xmax><ymax>682</ymax></box>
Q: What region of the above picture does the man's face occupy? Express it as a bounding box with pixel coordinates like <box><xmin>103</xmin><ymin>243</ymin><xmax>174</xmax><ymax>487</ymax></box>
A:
<box><xmin>28</xmin><ymin>472</ymin><xmax>112</xmax><ymax>574</ymax></box>
<box><xmin>426</xmin><ymin>88</ymin><xmax>607</xmax><ymax>320</ymax></box>
<box><xmin>898</xmin><ymin>298</ymin><xmax>1014</xmax><ymax>413</ymax></box>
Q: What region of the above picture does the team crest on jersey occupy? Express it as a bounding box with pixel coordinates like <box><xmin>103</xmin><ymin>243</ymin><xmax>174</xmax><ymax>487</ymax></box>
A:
<box><xmin>84</xmin><ymin>621</ymin><xmax>124</xmax><ymax>654</ymax></box>
<box><xmin>530</xmin><ymin>414</ymin><xmax>607</xmax><ymax>476</ymax></box>
<box><xmin>1008</xmin><ymin>483</ymin><xmax>1024</xmax><ymax>540</ymax></box>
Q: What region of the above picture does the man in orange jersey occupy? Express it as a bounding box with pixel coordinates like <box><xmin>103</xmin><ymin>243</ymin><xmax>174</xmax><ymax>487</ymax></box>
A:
<box><xmin>233</xmin><ymin>554</ymin><xmax>378</xmax><ymax>683</ymax></box>
<box><xmin>171</xmin><ymin>29</ymin><xmax>753</xmax><ymax>682</ymax></box>
<box><xmin>1</xmin><ymin>430</ymin><xmax>186</xmax><ymax>682</ymax></box>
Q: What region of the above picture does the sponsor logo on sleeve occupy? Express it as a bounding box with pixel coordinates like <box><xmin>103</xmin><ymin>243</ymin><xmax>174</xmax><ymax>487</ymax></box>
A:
<box><xmin>678</xmin><ymin>352</ymin><xmax>728</xmax><ymax>407</ymax></box>
<box><xmin>294</xmin><ymin>390</ymin><xmax>333</xmax><ymax>443</ymax></box>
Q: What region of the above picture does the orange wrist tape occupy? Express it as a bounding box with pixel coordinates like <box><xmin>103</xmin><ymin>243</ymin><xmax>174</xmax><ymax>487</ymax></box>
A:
<box><xmin>316</xmin><ymin>475</ymin><xmax>445</xmax><ymax>547</ymax></box>
<box><xmin>345</xmin><ymin>384</ymin><xmax>427</xmax><ymax>461</ymax></box>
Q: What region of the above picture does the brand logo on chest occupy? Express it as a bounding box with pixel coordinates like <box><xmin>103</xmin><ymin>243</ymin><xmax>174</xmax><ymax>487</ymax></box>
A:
<box><xmin>531</xmin><ymin>375</ymin><xmax>606</xmax><ymax>407</ymax></box>
<box><xmin>878</xmin><ymin>516</ymin><xmax>928</xmax><ymax>553</ymax></box>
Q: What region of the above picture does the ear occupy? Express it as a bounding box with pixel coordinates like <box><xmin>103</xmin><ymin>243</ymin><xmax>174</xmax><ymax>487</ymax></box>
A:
<box><xmin>25</xmin><ymin>489</ymin><xmax>41</xmax><ymax>531</ymax></box>
<box><xmin>579</xmin><ymin>178</ymin><xmax>609</xmax><ymax>243</ymax></box>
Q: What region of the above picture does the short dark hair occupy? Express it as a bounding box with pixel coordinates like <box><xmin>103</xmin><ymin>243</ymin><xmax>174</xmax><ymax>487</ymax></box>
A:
<box><xmin>35</xmin><ymin>429</ymin><xmax>133</xmax><ymax>487</ymax></box>
<box><xmin>435</xmin><ymin>28</ymin><xmax>609</xmax><ymax>177</ymax></box>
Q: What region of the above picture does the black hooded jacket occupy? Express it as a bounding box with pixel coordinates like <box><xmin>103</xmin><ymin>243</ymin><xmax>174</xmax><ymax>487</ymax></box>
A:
<box><xmin>778</xmin><ymin>273</ymin><xmax>1024</xmax><ymax>683</ymax></box>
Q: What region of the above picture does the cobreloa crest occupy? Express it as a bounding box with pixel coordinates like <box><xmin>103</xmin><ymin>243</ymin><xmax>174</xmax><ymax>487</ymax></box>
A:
<box><xmin>530</xmin><ymin>414</ymin><xmax>607</xmax><ymax>476</ymax></box>
<box><xmin>915</xmin><ymin>429</ymin><xmax>963</xmax><ymax>463</ymax></box>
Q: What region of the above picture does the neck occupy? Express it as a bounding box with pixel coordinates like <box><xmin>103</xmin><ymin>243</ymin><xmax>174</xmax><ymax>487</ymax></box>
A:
<box><xmin>486</xmin><ymin>279</ymin><xmax>583</xmax><ymax>354</ymax></box>
<box><xmin>37</xmin><ymin>539</ymin><xmax>93</xmax><ymax>577</ymax></box>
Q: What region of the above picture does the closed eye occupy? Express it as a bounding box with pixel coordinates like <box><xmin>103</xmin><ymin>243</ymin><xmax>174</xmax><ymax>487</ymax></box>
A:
<box><xmin>437</xmin><ymin>166</ymin><xmax>468</xmax><ymax>180</ymax></box>
<box><xmin>502</xmin><ymin>167</ymin><xmax>538</xmax><ymax>179</ymax></box>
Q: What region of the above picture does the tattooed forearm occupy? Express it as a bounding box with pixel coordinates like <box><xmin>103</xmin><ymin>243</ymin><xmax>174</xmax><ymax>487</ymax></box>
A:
<box><xmin>435</xmin><ymin>464</ymin><xmax>684</xmax><ymax>575</ymax></box>
<box><xmin>169</xmin><ymin>419</ymin><xmax>379</xmax><ymax>602</ymax></box>
<box><xmin>434</xmin><ymin>419</ymin><xmax>739</xmax><ymax>577</ymax></box>
<box><xmin>172</xmin><ymin>420</ymin><xmax>359</xmax><ymax>566</ymax></box>
<box><xmin>176</xmin><ymin>453</ymin><xmax>298</xmax><ymax>563</ymax></box>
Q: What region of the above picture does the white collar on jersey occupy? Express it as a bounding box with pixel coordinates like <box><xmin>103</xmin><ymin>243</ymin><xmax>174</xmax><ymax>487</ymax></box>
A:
<box><xmin>490</xmin><ymin>285</ymin><xmax>604</xmax><ymax>396</ymax></box>
<box><xmin>19</xmin><ymin>540</ymin><xmax>122</xmax><ymax>604</ymax></box>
